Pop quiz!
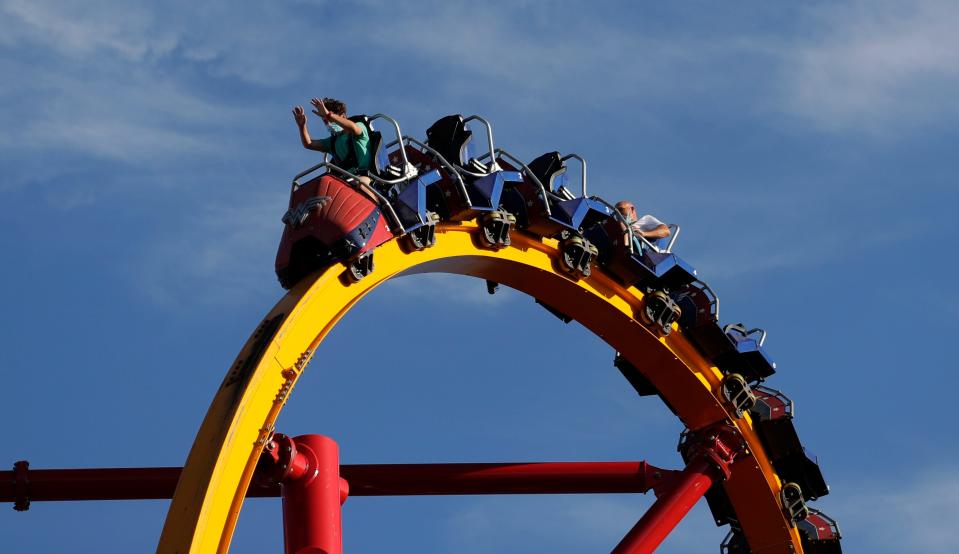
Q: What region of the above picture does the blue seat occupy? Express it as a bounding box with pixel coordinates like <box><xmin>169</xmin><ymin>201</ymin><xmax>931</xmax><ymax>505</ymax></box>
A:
<box><xmin>423</xmin><ymin>114</ymin><xmax>524</xmax><ymax>220</ymax></box>
<box><xmin>751</xmin><ymin>386</ymin><xmax>829</xmax><ymax>501</ymax></box>
<box><xmin>671</xmin><ymin>281</ymin><xmax>736</xmax><ymax>357</ymax></box>
<box><xmin>715</xmin><ymin>324</ymin><xmax>776</xmax><ymax>382</ymax></box>
<box><xmin>393</xmin><ymin>169</ymin><xmax>443</xmax><ymax>231</ymax></box>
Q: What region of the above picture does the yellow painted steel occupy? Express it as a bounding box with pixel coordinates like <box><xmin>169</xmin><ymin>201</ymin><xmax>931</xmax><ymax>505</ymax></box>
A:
<box><xmin>157</xmin><ymin>221</ymin><xmax>804</xmax><ymax>553</ymax></box>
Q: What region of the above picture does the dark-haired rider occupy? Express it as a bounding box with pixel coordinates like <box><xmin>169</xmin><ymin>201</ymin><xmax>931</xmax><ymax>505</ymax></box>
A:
<box><xmin>292</xmin><ymin>97</ymin><xmax>377</xmax><ymax>200</ymax></box>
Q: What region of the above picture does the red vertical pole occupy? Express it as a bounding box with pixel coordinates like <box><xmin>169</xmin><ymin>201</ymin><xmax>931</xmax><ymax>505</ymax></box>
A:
<box><xmin>282</xmin><ymin>435</ymin><xmax>349</xmax><ymax>554</ymax></box>
<box><xmin>611</xmin><ymin>458</ymin><xmax>715</xmax><ymax>554</ymax></box>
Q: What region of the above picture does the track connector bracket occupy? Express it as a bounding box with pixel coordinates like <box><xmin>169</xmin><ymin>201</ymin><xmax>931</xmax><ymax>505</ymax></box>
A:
<box><xmin>721</xmin><ymin>374</ymin><xmax>757</xmax><ymax>419</ymax></box>
<box><xmin>479</xmin><ymin>210</ymin><xmax>516</xmax><ymax>249</ymax></box>
<box><xmin>640</xmin><ymin>289</ymin><xmax>682</xmax><ymax>335</ymax></box>
<box><xmin>780</xmin><ymin>482</ymin><xmax>809</xmax><ymax>526</ymax></box>
<box><xmin>559</xmin><ymin>232</ymin><xmax>599</xmax><ymax>279</ymax></box>
<box><xmin>12</xmin><ymin>460</ymin><xmax>29</xmax><ymax>511</ymax></box>
<box><xmin>347</xmin><ymin>252</ymin><xmax>375</xmax><ymax>282</ymax></box>
<box><xmin>678</xmin><ymin>424</ymin><xmax>748</xmax><ymax>482</ymax></box>
<box><xmin>404</xmin><ymin>212</ymin><xmax>440</xmax><ymax>251</ymax></box>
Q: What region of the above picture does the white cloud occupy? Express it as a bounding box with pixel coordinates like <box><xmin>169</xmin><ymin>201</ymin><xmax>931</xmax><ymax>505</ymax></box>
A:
<box><xmin>782</xmin><ymin>0</ymin><xmax>959</xmax><ymax>133</ymax></box>
<box><xmin>1</xmin><ymin>0</ymin><xmax>177</xmax><ymax>62</ymax></box>
<box><xmin>834</xmin><ymin>467</ymin><xmax>959</xmax><ymax>553</ymax></box>
<box><xmin>136</xmin><ymin>189</ymin><xmax>284</xmax><ymax>308</ymax></box>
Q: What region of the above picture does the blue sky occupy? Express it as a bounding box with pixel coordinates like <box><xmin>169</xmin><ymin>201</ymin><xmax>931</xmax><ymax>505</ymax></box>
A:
<box><xmin>1</xmin><ymin>1</ymin><xmax>957</xmax><ymax>552</ymax></box>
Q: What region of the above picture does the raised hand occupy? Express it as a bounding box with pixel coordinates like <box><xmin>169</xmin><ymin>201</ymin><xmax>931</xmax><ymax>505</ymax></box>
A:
<box><xmin>292</xmin><ymin>106</ymin><xmax>307</xmax><ymax>127</ymax></box>
<box><xmin>311</xmin><ymin>97</ymin><xmax>330</xmax><ymax>120</ymax></box>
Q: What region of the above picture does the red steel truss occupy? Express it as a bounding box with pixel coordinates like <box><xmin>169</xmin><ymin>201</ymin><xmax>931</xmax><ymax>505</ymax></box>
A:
<box><xmin>3</xmin><ymin>426</ymin><xmax>744</xmax><ymax>553</ymax></box>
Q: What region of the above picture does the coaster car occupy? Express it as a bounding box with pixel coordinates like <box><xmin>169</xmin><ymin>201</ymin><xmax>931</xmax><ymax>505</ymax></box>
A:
<box><xmin>393</xmin><ymin>114</ymin><xmax>524</xmax><ymax>248</ymax></box>
<box><xmin>798</xmin><ymin>508</ymin><xmax>843</xmax><ymax>553</ymax></box>
<box><xmin>750</xmin><ymin>386</ymin><xmax>830</xmax><ymax>501</ymax></box>
<box><xmin>493</xmin><ymin>149</ymin><xmax>612</xmax><ymax>277</ymax></box>
<box><xmin>714</xmin><ymin>324</ymin><xmax>777</xmax><ymax>383</ymax></box>
<box><xmin>275</xmin><ymin>114</ymin><xmax>422</xmax><ymax>288</ymax></box>
<box><xmin>585</xmin><ymin>207</ymin><xmax>697</xmax><ymax>290</ymax></box>
<box><xmin>671</xmin><ymin>280</ymin><xmax>733</xmax><ymax>358</ymax></box>
<box><xmin>274</xmin><ymin>170</ymin><xmax>393</xmax><ymax>288</ymax></box>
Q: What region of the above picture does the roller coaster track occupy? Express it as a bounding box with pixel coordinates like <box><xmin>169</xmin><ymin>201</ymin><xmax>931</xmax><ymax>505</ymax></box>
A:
<box><xmin>155</xmin><ymin>219</ymin><xmax>805</xmax><ymax>553</ymax></box>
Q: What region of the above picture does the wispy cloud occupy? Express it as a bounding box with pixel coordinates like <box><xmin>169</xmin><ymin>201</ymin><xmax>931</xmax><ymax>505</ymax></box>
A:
<box><xmin>135</xmin><ymin>189</ymin><xmax>284</xmax><ymax>308</ymax></box>
<box><xmin>780</xmin><ymin>0</ymin><xmax>959</xmax><ymax>134</ymax></box>
<box><xmin>833</xmin><ymin>466</ymin><xmax>959</xmax><ymax>553</ymax></box>
<box><xmin>1</xmin><ymin>0</ymin><xmax>178</xmax><ymax>62</ymax></box>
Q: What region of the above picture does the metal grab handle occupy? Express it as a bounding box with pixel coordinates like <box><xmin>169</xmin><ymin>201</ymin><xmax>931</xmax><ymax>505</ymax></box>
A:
<box><xmin>368</xmin><ymin>113</ymin><xmax>411</xmax><ymax>175</ymax></box>
<box><xmin>292</xmin><ymin>161</ymin><xmax>328</xmax><ymax>189</ymax></box>
<box><xmin>290</xmin><ymin>161</ymin><xmax>403</xmax><ymax>233</ymax></box>
<box><xmin>664</xmin><ymin>224</ymin><xmax>681</xmax><ymax>253</ymax></box>
<box><xmin>479</xmin><ymin>148</ymin><xmax>551</xmax><ymax>216</ymax></box>
<box><xmin>462</xmin><ymin>115</ymin><xmax>498</xmax><ymax>172</ymax></box>
<box><xmin>747</xmin><ymin>327</ymin><xmax>768</xmax><ymax>347</ymax></box>
<box><xmin>400</xmin><ymin>136</ymin><xmax>472</xmax><ymax>207</ymax></box>
<box><xmin>722</xmin><ymin>323</ymin><xmax>768</xmax><ymax>347</ymax></box>
<box><xmin>559</xmin><ymin>153</ymin><xmax>587</xmax><ymax>197</ymax></box>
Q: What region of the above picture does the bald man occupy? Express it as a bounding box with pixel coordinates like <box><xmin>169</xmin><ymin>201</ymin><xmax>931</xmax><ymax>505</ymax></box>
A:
<box><xmin>614</xmin><ymin>201</ymin><xmax>670</xmax><ymax>253</ymax></box>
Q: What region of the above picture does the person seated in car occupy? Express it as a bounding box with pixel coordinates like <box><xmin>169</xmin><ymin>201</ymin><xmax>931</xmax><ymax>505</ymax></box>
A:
<box><xmin>292</xmin><ymin>97</ymin><xmax>377</xmax><ymax>198</ymax></box>
<box><xmin>615</xmin><ymin>200</ymin><xmax>671</xmax><ymax>253</ymax></box>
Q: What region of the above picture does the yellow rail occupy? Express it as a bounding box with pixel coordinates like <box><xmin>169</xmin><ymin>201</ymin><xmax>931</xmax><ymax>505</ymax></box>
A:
<box><xmin>157</xmin><ymin>221</ymin><xmax>803</xmax><ymax>553</ymax></box>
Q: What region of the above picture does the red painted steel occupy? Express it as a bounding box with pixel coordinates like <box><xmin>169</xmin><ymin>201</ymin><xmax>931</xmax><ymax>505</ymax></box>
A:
<box><xmin>612</xmin><ymin>425</ymin><xmax>746</xmax><ymax>553</ymax></box>
<box><xmin>611</xmin><ymin>458</ymin><xmax>716</xmax><ymax>554</ymax></box>
<box><xmin>280</xmin><ymin>435</ymin><xmax>347</xmax><ymax>554</ymax></box>
<box><xmin>343</xmin><ymin>461</ymin><xmax>674</xmax><ymax>496</ymax></box>
<box><xmin>1</xmin><ymin>462</ymin><xmax>676</xmax><ymax>504</ymax></box>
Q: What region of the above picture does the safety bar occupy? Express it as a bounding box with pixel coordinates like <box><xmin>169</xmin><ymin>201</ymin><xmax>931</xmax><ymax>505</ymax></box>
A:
<box><xmin>590</xmin><ymin>196</ymin><xmax>637</xmax><ymax>255</ymax></box>
<box><xmin>462</xmin><ymin>115</ymin><xmax>498</xmax><ymax>172</ymax></box>
<box><xmin>394</xmin><ymin>136</ymin><xmax>472</xmax><ymax>207</ymax></box>
<box><xmin>368</xmin><ymin>113</ymin><xmax>412</xmax><ymax>178</ymax></box>
<box><xmin>664</xmin><ymin>224</ymin><xmax>681</xmax><ymax>253</ymax></box>
<box><xmin>290</xmin><ymin>161</ymin><xmax>403</xmax><ymax>232</ymax></box>
<box><xmin>559</xmin><ymin>153</ymin><xmax>587</xmax><ymax>197</ymax></box>
<box><xmin>723</xmin><ymin>323</ymin><xmax>768</xmax><ymax>347</ymax></box>
<box><xmin>478</xmin><ymin>148</ymin><xmax>552</xmax><ymax>217</ymax></box>
<box><xmin>747</xmin><ymin>327</ymin><xmax>767</xmax><ymax>347</ymax></box>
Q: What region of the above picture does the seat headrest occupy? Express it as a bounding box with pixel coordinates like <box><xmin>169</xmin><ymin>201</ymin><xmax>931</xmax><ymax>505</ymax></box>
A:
<box><xmin>349</xmin><ymin>114</ymin><xmax>372</xmax><ymax>129</ymax></box>
<box><xmin>426</xmin><ymin>114</ymin><xmax>473</xmax><ymax>165</ymax></box>
<box><xmin>527</xmin><ymin>151</ymin><xmax>566</xmax><ymax>191</ymax></box>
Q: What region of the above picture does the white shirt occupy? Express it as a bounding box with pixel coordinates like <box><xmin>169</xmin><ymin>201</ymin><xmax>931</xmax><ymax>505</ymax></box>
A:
<box><xmin>630</xmin><ymin>214</ymin><xmax>665</xmax><ymax>234</ymax></box>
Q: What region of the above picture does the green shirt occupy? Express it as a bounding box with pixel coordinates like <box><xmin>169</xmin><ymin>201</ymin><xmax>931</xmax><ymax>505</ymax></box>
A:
<box><xmin>318</xmin><ymin>125</ymin><xmax>372</xmax><ymax>174</ymax></box>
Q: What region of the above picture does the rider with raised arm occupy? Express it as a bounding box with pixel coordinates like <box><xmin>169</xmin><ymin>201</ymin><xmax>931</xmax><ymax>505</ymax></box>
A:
<box><xmin>292</xmin><ymin>97</ymin><xmax>377</xmax><ymax>196</ymax></box>
<box><xmin>615</xmin><ymin>200</ymin><xmax>671</xmax><ymax>253</ymax></box>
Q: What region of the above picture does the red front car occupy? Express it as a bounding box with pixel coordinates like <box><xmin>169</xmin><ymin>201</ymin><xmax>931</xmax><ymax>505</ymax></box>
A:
<box><xmin>275</xmin><ymin>174</ymin><xmax>393</xmax><ymax>289</ymax></box>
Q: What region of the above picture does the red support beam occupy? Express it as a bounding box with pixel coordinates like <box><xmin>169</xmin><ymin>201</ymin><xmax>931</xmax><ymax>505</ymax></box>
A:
<box><xmin>611</xmin><ymin>458</ymin><xmax>716</xmax><ymax>554</ymax></box>
<box><xmin>1</xmin><ymin>461</ymin><xmax>677</xmax><ymax>505</ymax></box>
<box><xmin>279</xmin><ymin>435</ymin><xmax>347</xmax><ymax>554</ymax></box>
<box><xmin>342</xmin><ymin>460</ymin><xmax>672</xmax><ymax>496</ymax></box>
<box><xmin>611</xmin><ymin>424</ymin><xmax>745</xmax><ymax>554</ymax></box>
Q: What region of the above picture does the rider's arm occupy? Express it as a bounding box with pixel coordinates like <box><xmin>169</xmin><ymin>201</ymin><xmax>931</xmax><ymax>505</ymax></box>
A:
<box><xmin>293</xmin><ymin>106</ymin><xmax>329</xmax><ymax>152</ymax></box>
<box><xmin>326</xmin><ymin>112</ymin><xmax>364</xmax><ymax>136</ymax></box>
<box><xmin>639</xmin><ymin>224</ymin><xmax>670</xmax><ymax>239</ymax></box>
<box><xmin>300</xmin><ymin>126</ymin><xmax>330</xmax><ymax>152</ymax></box>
